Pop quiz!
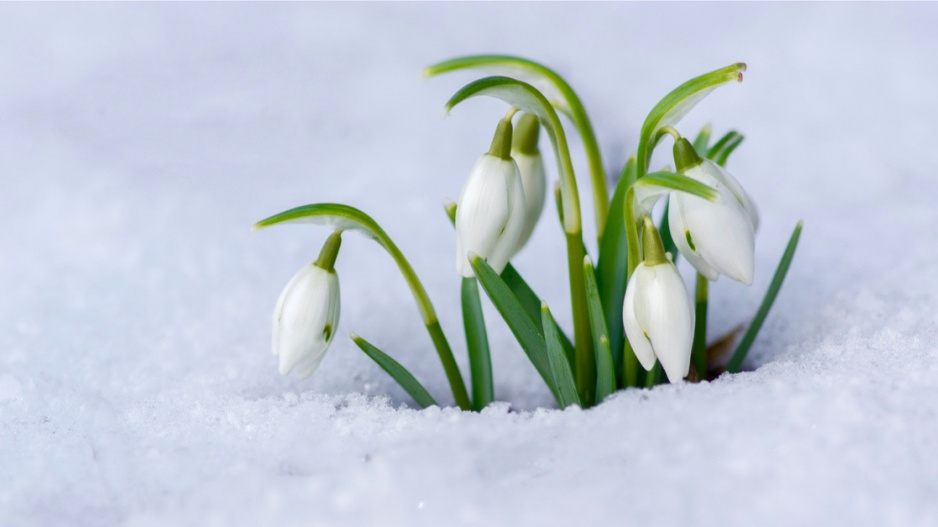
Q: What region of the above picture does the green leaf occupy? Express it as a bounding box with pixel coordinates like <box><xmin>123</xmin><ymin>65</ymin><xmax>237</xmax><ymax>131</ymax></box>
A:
<box><xmin>424</xmin><ymin>54</ymin><xmax>609</xmax><ymax>239</ymax></box>
<box><xmin>500</xmin><ymin>264</ymin><xmax>576</xmax><ymax>364</ymax></box>
<box><xmin>255</xmin><ymin>203</ymin><xmax>471</xmax><ymax>410</ymax></box>
<box><xmin>636</xmin><ymin>63</ymin><xmax>747</xmax><ymax>177</ymax></box>
<box><xmin>444</xmin><ymin>76</ymin><xmax>581</xmax><ymax>234</ymax></box>
<box><xmin>692</xmin><ymin>124</ymin><xmax>713</xmax><ymax>154</ymax></box>
<box><xmin>582</xmin><ymin>257</ymin><xmax>617</xmax><ymax>404</ymax></box>
<box><xmin>707</xmin><ymin>131</ymin><xmax>745</xmax><ymax>167</ymax></box>
<box><xmin>462</xmin><ymin>277</ymin><xmax>493</xmax><ymax>410</ymax></box>
<box><xmin>726</xmin><ymin>222</ymin><xmax>803</xmax><ymax>373</ymax></box>
<box><xmin>541</xmin><ymin>303</ymin><xmax>581</xmax><ymax>409</ymax></box>
<box><xmin>470</xmin><ymin>254</ymin><xmax>561</xmax><ymax>403</ymax></box>
<box><xmin>352</xmin><ymin>334</ymin><xmax>438</xmax><ymax>409</ymax></box>
<box><xmin>597</xmin><ymin>158</ymin><xmax>635</xmax><ymax>373</ymax></box>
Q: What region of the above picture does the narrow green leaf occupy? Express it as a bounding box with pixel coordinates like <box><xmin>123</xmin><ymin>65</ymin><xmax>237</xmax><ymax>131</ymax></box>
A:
<box><xmin>424</xmin><ymin>54</ymin><xmax>609</xmax><ymax>239</ymax></box>
<box><xmin>636</xmin><ymin>63</ymin><xmax>746</xmax><ymax>177</ymax></box>
<box><xmin>470</xmin><ymin>255</ymin><xmax>561</xmax><ymax>403</ymax></box>
<box><xmin>501</xmin><ymin>264</ymin><xmax>576</xmax><ymax>363</ymax></box>
<box><xmin>692</xmin><ymin>124</ymin><xmax>713</xmax><ymax>154</ymax></box>
<box><xmin>726</xmin><ymin>222</ymin><xmax>803</xmax><ymax>373</ymax></box>
<box><xmin>462</xmin><ymin>277</ymin><xmax>493</xmax><ymax>410</ymax></box>
<box><xmin>582</xmin><ymin>257</ymin><xmax>617</xmax><ymax>404</ymax></box>
<box><xmin>444</xmin><ymin>76</ymin><xmax>581</xmax><ymax>234</ymax></box>
<box><xmin>640</xmin><ymin>171</ymin><xmax>719</xmax><ymax>201</ymax></box>
<box><xmin>352</xmin><ymin>334</ymin><xmax>438</xmax><ymax>409</ymax></box>
<box><xmin>691</xmin><ymin>274</ymin><xmax>709</xmax><ymax>379</ymax></box>
<box><xmin>714</xmin><ymin>137</ymin><xmax>744</xmax><ymax>167</ymax></box>
<box><xmin>541</xmin><ymin>303</ymin><xmax>581</xmax><ymax>408</ymax></box>
<box><xmin>630</xmin><ymin>171</ymin><xmax>719</xmax><ymax>221</ymax></box>
<box><xmin>597</xmin><ymin>158</ymin><xmax>635</xmax><ymax>372</ymax></box>
<box><xmin>707</xmin><ymin>131</ymin><xmax>745</xmax><ymax>167</ymax></box>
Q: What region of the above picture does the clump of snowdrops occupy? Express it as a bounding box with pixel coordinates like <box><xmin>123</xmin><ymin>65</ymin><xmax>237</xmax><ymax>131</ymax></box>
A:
<box><xmin>254</xmin><ymin>55</ymin><xmax>802</xmax><ymax>410</ymax></box>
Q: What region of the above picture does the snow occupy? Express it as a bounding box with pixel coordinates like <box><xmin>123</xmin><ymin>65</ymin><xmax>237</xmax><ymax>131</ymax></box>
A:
<box><xmin>2</xmin><ymin>3</ymin><xmax>938</xmax><ymax>526</ymax></box>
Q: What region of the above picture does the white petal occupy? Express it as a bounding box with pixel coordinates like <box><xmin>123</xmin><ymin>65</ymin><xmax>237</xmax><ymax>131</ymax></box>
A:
<box><xmin>668</xmin><ymin>193</ymin><xmax>719</xmax><ymax>281</ymax></box>
<box><xmin>673</xmin><ymin>164</ymin><xmax>755</xmax><ymax>285</ymax></box>
<box><xmin>623</xmin><ymin>264</ymin><xmax>658</xmax><ymax>371</ymax></box>
<box><xmin>273</xmin><ymin>266</ymin><xmax>340</xmax><ymax>378</ymax></box>
<box><xmin>699</xmin><ymin>159</ymin><xmax>760</xmax><ymax>232</ymax></box>
<box><xmin>633</xmin><ymin>263</ymin><xmax>694</xmax><ymax>383</ymax></box>
<box><xmin>679</xmin><ymin>191</ymin><xmax>754</xmax><ymax>285</ymax></box>
<box><xmin>486</xmin><ymin>163</ymin><xmax>526</xmax><ymax>273</ymax></box>
<box><xmin>271</xmin><ymin>264</ymin><xmax>317</xmax><ymax>357</ymax></box>
<box><xmin>511</xmin><ymin>151</ymin><xmax>547</xmax><ymax>253</ymax></box>
<box><xmin>455</xmin><ymin>155</ymin><xmax>515</xmax><ymax>277</ymax></box>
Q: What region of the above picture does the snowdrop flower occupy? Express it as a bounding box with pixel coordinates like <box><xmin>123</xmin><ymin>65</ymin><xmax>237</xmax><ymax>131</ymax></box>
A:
<box><xmin>668</xmin><ymin>137</ymin><xmax>756</xmax><ymax>285</ymax></box>
<box><xmin>455</xmin><ymin>117</ymin><xmax>526</xmax><ymax>277</ymax></box>
<box><xmin>510</xmin><ymin>113</ymin><xmax>547</xmax><ymax>253</ymax></box>
<box><xmin>272</xmin><ymin>231</ymin><xmax>342</xmax><ymax>378</ymax></box>
<box><xmin>623</xmin><ymin>217</ymin><xmax>695</xmax><ymax>383</ymax></box>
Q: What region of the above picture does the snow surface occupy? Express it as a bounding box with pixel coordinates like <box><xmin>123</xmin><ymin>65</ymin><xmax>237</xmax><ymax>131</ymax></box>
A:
<box><xmin>2</xmin><ymin>3</ymin><xmax>938</xmax><ymax>526</ymax></box>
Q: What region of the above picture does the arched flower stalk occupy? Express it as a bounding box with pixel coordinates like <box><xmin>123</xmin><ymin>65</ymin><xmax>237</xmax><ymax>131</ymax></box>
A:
<box><xmin>254</xmin><ymin>204</ymin><xmax>472</xmax><ymax>410</ymax></box>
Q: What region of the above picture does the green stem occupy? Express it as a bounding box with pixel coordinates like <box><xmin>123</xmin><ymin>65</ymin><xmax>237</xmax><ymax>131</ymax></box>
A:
<box><xmin>314</xmin><ymin>230</ymin><xmax>343</xmax><ymax>272</ymax></box>
<box><xmin>624</xmin><ymin>187</ymin><xmax>642</xmax><ymax>278</ymax></box>
<box><xmin>530</xmin><ymin>61</ymin><xmax>609</xmax><ymax>241</ymax></box>
<box><xmin>565</xmin><ymin>232</ymin><xmax>594</xmax><ymax>406</ymax></box>
<box><xmin>620</xmin><ymin>187</ymin><xmax>643</xmax><ymax>388</ymax></box>
<box><xmin>691</xmin><ymin>274</ymin><xmax>709</xmax><ymax>380</ymax></box>
<box><xmin>645</xmin><ymin>362</ymin><xmax>661</xmax><ymax>387</ymax></box>
<box><xmin>253</xmin><ymin>204</ymin><xmax>472</xmax><ymax>410</ymax></box>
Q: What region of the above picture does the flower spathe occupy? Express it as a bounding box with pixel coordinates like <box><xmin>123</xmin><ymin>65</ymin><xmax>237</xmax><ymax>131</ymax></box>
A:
<box><xmin>623</xmin><ymin>218</ymin><xmax>695</xmax><ymax>383</ymax></box>
<box><xmin>272</xmin><ymin>232</ymin><xmax>342</xmax><ymax>379</ymax></box>
<box><xmin>668</xmin><ymin>138</ymin><xmax>756</xmax><ymax>285</ymax></box>
<box><xmin>455</xmin><ymin>118</ymin><xmax>526</xmax><ymax>277</ymax></box>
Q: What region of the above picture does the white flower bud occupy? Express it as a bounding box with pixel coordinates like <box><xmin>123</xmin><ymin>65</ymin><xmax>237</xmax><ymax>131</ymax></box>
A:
<box><xmin>455</xmin><ymin>119</ymin><xmax>526</xmax><ymax>277</ymax></box>
<box><xmin>272</xmin><ymin>263</ymin><xmax>340</xmax><ymax>378</ymax></box>
<box><xmin>623</xmin><ymin>261</ymin><xmax>695</xmax><ymax>384</ymax></box>
<box><xmin>623</xmin><ymin>217</ymin><xmax>695</xmax><ymax>384</ymax></box>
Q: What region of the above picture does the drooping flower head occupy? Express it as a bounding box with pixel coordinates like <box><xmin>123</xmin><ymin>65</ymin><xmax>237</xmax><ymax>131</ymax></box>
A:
<box><xmin>623</xmin><ymin>217</ymin><xmax>695</xmax><ymax>383</ymax></box>
<box><xmin>272</xmin><ymin>231</ymin><xmax>342</xmax><ymax>378</ymax></box>
<box><xmin>668</xmin><ymin>138</ymin><xmax>756</xmax><ymax>284</ymax></box>
<box><xmin>455</xmin><ymin>117</ymin><xmax>526</xmax><ymax>277</ymax></box>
